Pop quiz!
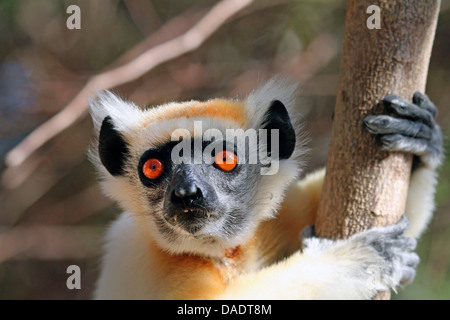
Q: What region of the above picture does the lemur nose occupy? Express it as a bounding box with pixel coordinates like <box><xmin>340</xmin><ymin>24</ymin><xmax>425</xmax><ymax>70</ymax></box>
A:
<box><xmin>171</xmin><ymin>184</ymin><xmax>203</xmax><ymax>208</ymax></box>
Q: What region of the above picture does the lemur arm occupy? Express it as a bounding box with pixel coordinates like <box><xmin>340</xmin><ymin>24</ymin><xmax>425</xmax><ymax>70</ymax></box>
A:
<box><xmin>276</xmin><ymin>164</ymin><xmax>437</xmax><ymax>243</ymax></box>
<box><xmin>217</xmin><ymin>216</ymin><xmax>417</xmax><ymax>300</ymax></box>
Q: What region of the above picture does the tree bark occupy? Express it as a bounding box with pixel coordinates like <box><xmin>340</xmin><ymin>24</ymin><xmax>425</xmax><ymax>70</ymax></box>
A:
<box><xmin>315</xmin><ymin>0</ymin><xmax>440</xmax><ymax>299</ymax></box>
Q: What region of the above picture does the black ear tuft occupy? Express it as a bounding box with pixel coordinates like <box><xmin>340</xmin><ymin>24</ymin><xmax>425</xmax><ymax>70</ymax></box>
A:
<box><xmin>99</xmin><ymin>116</ymin><xmax>129</xmax><ymax>176</ymax></box>
<box><xmin>262</xmin><ymin>100</ymin><xmax>296</xmax><ymax>159</ymax></box>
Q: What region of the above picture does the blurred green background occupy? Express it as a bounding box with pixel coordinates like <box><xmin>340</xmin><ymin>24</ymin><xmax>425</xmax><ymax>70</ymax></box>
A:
<box><xmin>0</xmin><ymin>0</ymin><xmax>448</xmax><ymax>299</ymax></box>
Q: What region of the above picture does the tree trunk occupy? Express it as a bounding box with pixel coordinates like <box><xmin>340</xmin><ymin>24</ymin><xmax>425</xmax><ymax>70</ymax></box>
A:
<box><xmin>315</xmin><ymin>0</ymin><xmax>440</xmax><ymax>299</ymax></box>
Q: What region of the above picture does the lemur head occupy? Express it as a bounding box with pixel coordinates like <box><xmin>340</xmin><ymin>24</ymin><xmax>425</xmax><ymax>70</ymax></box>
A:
<box><xmin>89</xmin><ymin>78</ymin><xmax>306</xmax><ymax>257</ymax></box>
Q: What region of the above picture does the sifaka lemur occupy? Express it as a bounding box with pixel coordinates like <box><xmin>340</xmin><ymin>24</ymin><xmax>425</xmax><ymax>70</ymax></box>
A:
<box><xmin>89</xmin><ymin>78</ymin><xmax>443</xmax><ymax>299</ymax></box>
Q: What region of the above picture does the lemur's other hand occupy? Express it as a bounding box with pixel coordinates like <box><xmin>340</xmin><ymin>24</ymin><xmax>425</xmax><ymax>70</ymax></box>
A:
<box><xmin>302</xmin><ymin>216</ymin><xmax>419</xmax><ymax>292</ymax></box>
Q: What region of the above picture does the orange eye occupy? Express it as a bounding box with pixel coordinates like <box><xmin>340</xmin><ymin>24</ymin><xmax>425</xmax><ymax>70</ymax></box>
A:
<box><xmin>214</xmin><ymin>151</ymin><xmax>237</xmax><ymax>172</ymax></box>
<box><xmin>142</xmin><ymin>158</ymin><xmax>164</xmax><ymax>179</ymax></box>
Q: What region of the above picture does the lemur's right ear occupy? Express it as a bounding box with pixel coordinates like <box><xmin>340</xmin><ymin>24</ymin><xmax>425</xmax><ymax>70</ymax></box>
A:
<box><xmin>99</xmin><ymin>116</ymin><xmax>129</xmax><ymax>176</ymax></box>
<box><xmin>261</xmin><ymin>100</ymin><xmax>296</xmax><ymax>159</ymax></box>
<box><xmin>89</xmin><ymin>91</ymin><xmax>142</xmax><ymax>176</ymax></box>
<box><xmin>245</xmin><ymin>77</ymin><xmax>299</xmax><ymax>159</ymax></box>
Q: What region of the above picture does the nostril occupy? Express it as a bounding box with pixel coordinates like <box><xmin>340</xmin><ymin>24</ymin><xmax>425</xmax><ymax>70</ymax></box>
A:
<box><xmin>192</xmin><ymin>187</ymin><xmax>202</xmax><ymax>201</ymax></box>
<box><xmin>170</xmin><ymin>190</ymin><xmax>184</xmax><ymax>206</ymax></box>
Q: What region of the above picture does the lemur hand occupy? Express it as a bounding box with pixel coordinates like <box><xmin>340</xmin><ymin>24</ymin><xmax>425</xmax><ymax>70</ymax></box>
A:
<box><xmin>363</xmin><ymin>92</ymin><xmax>443</xmax><ymax>170</ymax></box>
<box><xmin>301</xmin><ymin>216</ymin><xmax>419</xmax><ymax>294</ymax></box>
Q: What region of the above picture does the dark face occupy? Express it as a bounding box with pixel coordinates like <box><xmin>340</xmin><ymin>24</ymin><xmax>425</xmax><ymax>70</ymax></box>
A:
<box><xmin>137</xmin><ymin>139</ymin><xmax>262</xmax><ymax>237</ymax></box>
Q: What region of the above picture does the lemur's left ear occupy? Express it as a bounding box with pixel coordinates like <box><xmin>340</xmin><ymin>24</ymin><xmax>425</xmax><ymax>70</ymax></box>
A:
<box><xmin>262</xmin><ymin>100</ymin><xmax>296</xmax><ymax>159</ymax></box>
<box><xmin>89</xmin><ymin>91</ymin><xmax>142</xmax><ymax>176</ymax></box>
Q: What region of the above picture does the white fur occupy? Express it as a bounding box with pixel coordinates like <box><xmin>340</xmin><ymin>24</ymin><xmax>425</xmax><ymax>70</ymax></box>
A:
<box><xmin>89</xmin><ymin>91</ymin><xmax>144</xmax><ymax>135</ymax></box>
<box><xmin>94</xmin><ymin>213</ymin><xmax>159</xmax><ymax>299</ymax></box>
<box><xmin>404</xmin><ymin>167</ymin><xmax>438</xmax><ymax>238</ymax></box>
<box><xmin>218</xmin><ymin>237</ymin><xmax>389</xmax><ymax>300</ymax></box>
<box><xmin>245</xmin><ymin>77</ymin><xmax>298</xmax><ymax>130</ymax></box>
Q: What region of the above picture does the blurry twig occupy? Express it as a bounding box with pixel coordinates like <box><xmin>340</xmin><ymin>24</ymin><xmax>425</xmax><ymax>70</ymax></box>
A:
<box><xmin>4</xmin><ymin>0</ymin><xmax>254</xmax><ymax>169</ymax></box>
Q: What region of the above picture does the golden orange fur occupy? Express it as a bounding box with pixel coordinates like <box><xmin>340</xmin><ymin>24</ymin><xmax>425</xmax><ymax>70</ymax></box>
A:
<box><xmin>141</xmin><ymin>99</ymin><xmax>247</xmax><ymax>128</ymax></box>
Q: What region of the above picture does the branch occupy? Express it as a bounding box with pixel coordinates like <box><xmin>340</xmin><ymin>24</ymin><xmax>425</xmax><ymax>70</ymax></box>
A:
<box><xmin>4</xmin><ymin>0</ymin><xmax>253</xmax><ymax>168</ymax></box>
<box><xmin>315</xmin><ymin>0</ymin><xmax>440</xmax><ymax>299</ymax></box>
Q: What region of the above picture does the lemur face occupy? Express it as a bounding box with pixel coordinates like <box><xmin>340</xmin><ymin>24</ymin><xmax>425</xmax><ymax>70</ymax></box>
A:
<box><xmin>138</xmin><ymin>137</ymin><xmax>262</xmax><ymax>239</ymax></box>
<box><xmin>90</xmin><ymin>79</ymin><xmax>306</xmax><ymax>256</ymax></box>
